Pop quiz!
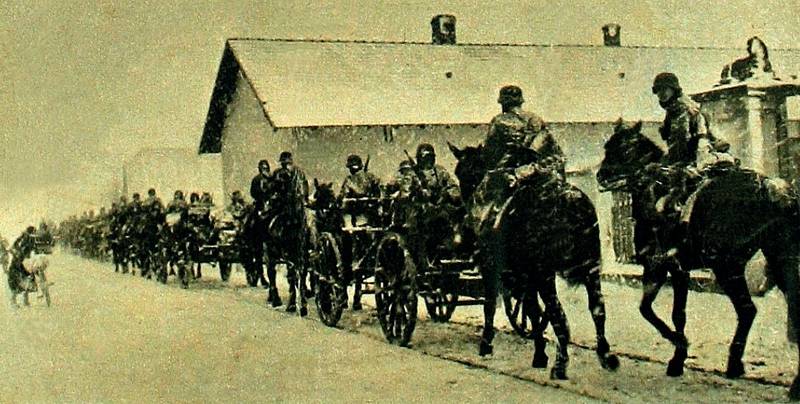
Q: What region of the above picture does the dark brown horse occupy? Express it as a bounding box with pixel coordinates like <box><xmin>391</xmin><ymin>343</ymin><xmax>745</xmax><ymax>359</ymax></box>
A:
<box><xmin>597</xmin><ymin>120</ymin><xmax>800</xmax><ymax>400</ymax></box>
<box><xmin>448</xmin><ymin>142</ymin><xmax>619</xmax><ymax>380</ymax></box>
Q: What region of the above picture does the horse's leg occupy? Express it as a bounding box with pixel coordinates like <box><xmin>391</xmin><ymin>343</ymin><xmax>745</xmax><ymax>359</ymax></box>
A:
<box><xmin>266</xmin><ymin>246</ymin><xmax>281</xmax><ymax>307</ymax></box>
<box><xmin>352</xmin><ymin>268</ymin><xmax>363</xmax><ymax>311</ymax></box>
<box><xmin>297</xmin><ymin>238</ymin><xmax>308</xmax><ymax>317</ymax></box>
<box><xmin>639</xmin><ymin>264</ymin><xmax>675</xmax><ymax>336</ymax></box>
<box><xmin>539</xmin><ymin>274</ymin><xmax>570</xmax><ymax>380</ymax></box>
<box><xmin>286</xmin><ymin>261</ymin><xmax>298</xmax><ymax>313</ymax></box>
<box><xmin>479</xmin><ymin>258</ymin><xmax>498</xmax><ymax>356</ymax></box>
<box><xmin>715</xmin><ymin>268</ymin><xmax>756</xmax><ymax>379</ymax></box>
<box><xmin>585</xmin><ymin>266</ymin><xmax>620</xmax><ymax>371</ymax></box>
<box><xmin>528</xmin><ymin>292</ymin><xmax>549</xmax><ymax>368</ymax></box>
<box><xmin>667</xmin><ymin>264</ymin><xmax>690</xmax><ymax>376</ymax></box>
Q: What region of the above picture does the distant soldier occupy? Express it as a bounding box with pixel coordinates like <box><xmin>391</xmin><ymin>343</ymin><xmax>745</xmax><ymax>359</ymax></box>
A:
<box><xmin>7</xmin><ymin>226</ymin><xmax>36</xmax><ymax>307</ymax></box>
<box><xmin>250</xmin><ymin>159</ymin><xmax>273</xmax><ymax>213</ymax></box>
<box><xmin>143</xmin><ymin>188</ymin><xmax>165</xmax><ymax>218</ymax></box>
<box><xmin>414</xmin><ymin>144</ymin><xmax>460</xmax><ymax>204</ymax></box>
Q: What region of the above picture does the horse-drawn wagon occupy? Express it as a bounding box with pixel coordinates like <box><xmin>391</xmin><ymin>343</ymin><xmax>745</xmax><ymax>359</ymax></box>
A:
<box><xmin>308</xmin><ymin>184</ymin><xmax>534</xmax><ymax>347</ymax></box>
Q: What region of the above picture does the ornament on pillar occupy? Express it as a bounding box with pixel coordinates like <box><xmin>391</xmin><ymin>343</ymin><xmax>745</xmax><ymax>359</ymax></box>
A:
<box><xmin>719</xmin><ymin>37</ymin><xmax>777</xmax><ymax>85</ymax></box>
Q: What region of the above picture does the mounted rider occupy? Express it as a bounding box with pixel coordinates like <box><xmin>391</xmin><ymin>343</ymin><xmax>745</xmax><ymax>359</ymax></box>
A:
<box><xmin>649</xmin><ymin>72</ymin><xmax>734</xmax><ymax>217</ymax></box>
<box><xmin>268</xmin><ymin>151</ymin><xmax>310</xmax><ymax>312</ymax></box>
<box><xmin>246</xmin><ymin>159</ymin><xmax>274</xmax><ymax>290</ymax></box>
<box><xmin>472</xmin><ymin>85</ymin><xmax>566</xmax><ymax>234</ymax></box>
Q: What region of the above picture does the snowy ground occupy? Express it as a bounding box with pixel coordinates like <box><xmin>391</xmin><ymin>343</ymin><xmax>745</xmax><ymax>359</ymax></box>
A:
<box><xmin>2</xmin><ymin>251</ymin><xmax>798</xmax><ymax>403</ymax></box>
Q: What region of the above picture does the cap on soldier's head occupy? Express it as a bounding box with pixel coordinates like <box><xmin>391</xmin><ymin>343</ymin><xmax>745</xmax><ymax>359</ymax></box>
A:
<box><xmin>258</xmin><ymin>159</ymin><xmax>270</xmax><ymax>170</ymax></box>
<box><xmin>132</xmin><ymin>192</ymin><xmax>141</xmax><ymax>199</ymax></box>
<box><xmin>498</xmin><ymin>85</ymin><xmax>524</xmax><ymax>106</ymax></box>
<box><xmin>279</xmin><ymin>151</ymin><xmax>293</xmax><ymax>163</ymax></box>
<box><xmin>174</xmin><ymin>190</ymin><xmax>184</xmax><ymax>199</ymax></box>
<box><xmin>148</xmin><ymin>188</ymin><xmax>156</xmax><ymax>196</ymax></box>
<box><xmin>346</xmin><ymin>154</ymin><xmax>363</xmax><ymax>168</ymax></box>
<box><xmin>652</xmin><ymin>72</ymin><xmax>681</xmax><ymax>94</ymax></box>
<box><xmin>231</xmin><ymin>190</ymin><xmax>242</xmax><ymax>199</ymax></box>
<box><xmin>416</xmin><ymin>143</ymin><xmax>435</xmax><ymax>157</ymax></box>
<box><xmin>399</xmin><ymin>160</ymin><xmax>414</xmax><ymax>171</ymax></box>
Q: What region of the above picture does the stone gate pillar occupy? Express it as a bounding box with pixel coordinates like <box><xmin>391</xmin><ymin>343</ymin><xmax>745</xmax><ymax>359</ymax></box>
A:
<box><xmin>692</xmin><ymin>80</ymin><xmax>800</xmax><ymax>180</ymax></box>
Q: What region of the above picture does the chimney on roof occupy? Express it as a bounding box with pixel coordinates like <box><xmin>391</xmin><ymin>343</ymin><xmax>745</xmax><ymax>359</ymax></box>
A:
<box><xmin>431</xmin><ymin>14</ymin><xmax>456</xmax><ymax>45</ymax></box>
<box><xmin>602</xmin><ymin>23</ymin><xmax>621</xmax><ymax>47</ymax></box>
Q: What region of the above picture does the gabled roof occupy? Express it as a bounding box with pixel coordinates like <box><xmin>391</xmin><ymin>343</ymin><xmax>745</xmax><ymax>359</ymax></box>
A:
<box><xmin>200</xmin><ymin>38</ymin><xmax>800</xmax><ymax>153</ymax></box>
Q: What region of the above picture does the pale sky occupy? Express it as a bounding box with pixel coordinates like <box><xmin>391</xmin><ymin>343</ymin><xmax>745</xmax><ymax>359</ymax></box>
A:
<box><xmin>1</xmin><ymin>0</ymin><xmax>799</xmax><ymax>234</ymax></box>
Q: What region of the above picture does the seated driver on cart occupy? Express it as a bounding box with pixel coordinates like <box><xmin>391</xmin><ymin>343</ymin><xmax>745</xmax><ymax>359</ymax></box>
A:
<box><xmin>338</xmin><ymin>154</ymin><xmax>382</xmax><ymax>286</ymax></box>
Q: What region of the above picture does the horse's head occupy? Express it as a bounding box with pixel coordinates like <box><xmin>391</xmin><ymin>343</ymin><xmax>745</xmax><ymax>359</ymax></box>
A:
<box><xmin>311</xmin><ymin>178</ymin><xmax>337</xmax><ymax>210</ymax></box>
<box><xmin>597</xmin><ymin>119</ymin><xmax>663</xmax><ymax>192</ymax></box>
<box><xmin>448</xmin><ymin>141</ymin><xmax>486</xmax><ymax>202</ymax></box>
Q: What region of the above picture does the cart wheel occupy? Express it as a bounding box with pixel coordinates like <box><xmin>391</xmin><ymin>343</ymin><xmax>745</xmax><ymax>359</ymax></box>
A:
<box><xmin>219</xmin><ymin>261</ymin><xmax>231</xmax><ymax>282</ymax></box>
<box><xmin>503</xmin><ymin>290</ymin><xmax>544</xmax><ymax>339</ymax></box>
<box><xmin>424</xmin><ymin>288</ymin><xmax>458</xmax><ymax>323</ymax></box>
<box><xmin>374</xmin><ymin>232</ymin><xmax>417</xmax><ymax>347</ymax></box>
<box><xmin>314</xmin><ymin>233</ymin><xmax>346</xmax><ymax>327</ymax></box>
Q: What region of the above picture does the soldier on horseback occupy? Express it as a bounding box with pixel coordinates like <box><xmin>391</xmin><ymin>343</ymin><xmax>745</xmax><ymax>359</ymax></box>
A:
<box><xmin>246</xmin><ymin>159</ymin><xmax>273</xmax><ymax>290</ymax></box>
<box><xmin>269</xmin><ymin>151</ymin><xmax>310</xmax><ymax>314</ymax></box>
<box><xmin>471</xmin><ymin>85</ymin><xmax>567</xmax><ymax>271</ymax></box>
<box><xmin>649</xmin><ymin>72</ymin><xmax>734</xmax><ymax>217</ymax></box>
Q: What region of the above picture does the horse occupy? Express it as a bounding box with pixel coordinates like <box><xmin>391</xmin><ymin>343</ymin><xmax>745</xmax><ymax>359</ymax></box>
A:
<box><xmin>448</xmin><ymin>141</ymin><xmax>619</xmax><ymax>380</ymax></box>
<box><xmin>596</xmin><ymin>119</ymin><xmax>800</xmax><ymax>400</ymax></box>
<box><xmin>267</xmin><ymin>168</ymin><xmax>312</xmax><ymax>316</ymax></box>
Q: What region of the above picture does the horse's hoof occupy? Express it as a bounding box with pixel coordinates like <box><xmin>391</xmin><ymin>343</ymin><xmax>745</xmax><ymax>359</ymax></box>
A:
<box><xmin>300</xmin><ymin>307</ymin><xmax>308</xmax><ymax>317</ymax></box>
<box><xmin>725</xmin><ymin>360</ymin><xmax>745</xmax><ymax>379</ymax></box>
<box><xmin>602</xmin><ymin>354</ymin><xmax>620</xmax><ymax>371</ymax></box>
<box><xmin>550</xmin><ymin>367</ymin><xmax>568</xmax><ymax>380</ymax></box>
<box><xmin>666</xmin><ymin>359</ymin><xmax>684</xmax><ymax>377</ymax></box>
<box><xmin>286</xmin><ymin>304</ymin><xmax>297</xmax><ymax>313</ymax></box>
<box><xmin>478</xmin><ymin>341</ymin><xmax>493</xmax><ymax>356</ymax></box>
<box><xmin>531</xmin><ymin>353</ymin><xmax>548</xmax><ymax>368</ymax></box>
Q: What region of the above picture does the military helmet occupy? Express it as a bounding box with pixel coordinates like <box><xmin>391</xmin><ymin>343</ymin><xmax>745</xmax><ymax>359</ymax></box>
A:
<box><xmin>148</xmin><ymin>188</ymin><xmax>156</xmax><ymax>196</ymax></box>
<box><xmin>416</xmin><ymin>143</ymin><xmax>435</xmax><ymax>157</ymax></box>
<box><xmin>279</xmin><ymin>151</ymin><xmax>293</xmax><ymax>163</ymax></box>
<box><xmin>346</xmin><ymin>154</ymin><xmax>363</xmax><ymax>169</ymax></box>
<box><xmin>258</xmin><ymin>159</ymin><xmax>270</xmax><ymax>171</ymax></box>
<box><xmin>231</xmin><ymin>190</ymin><xmax>242</xmax><ymax>200</ymax></box>
<box><xmin>174</xmin><ymin>190</ymin><xmax>184</xmax><ymax>199</ymax></box>
<box><xmin>652</xmin><ymin>72</ymin><xmax>681</xmax><ymax>94</ymax></box>
<box><xmin>399</xmin><ymin>160</ymin><xmax>414</xmax><ymax>171</ymax></box>
<box><xmin>498</xmin><ymin>85</ymin><xmax>524</xmax><ymax>106</ymax></box>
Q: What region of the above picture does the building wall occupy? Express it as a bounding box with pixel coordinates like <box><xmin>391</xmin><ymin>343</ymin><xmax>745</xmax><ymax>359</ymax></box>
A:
<box><xmin>220</xmin><ymin>71</ymin><xmax>295</xmax><ymax>201</ymax></box>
